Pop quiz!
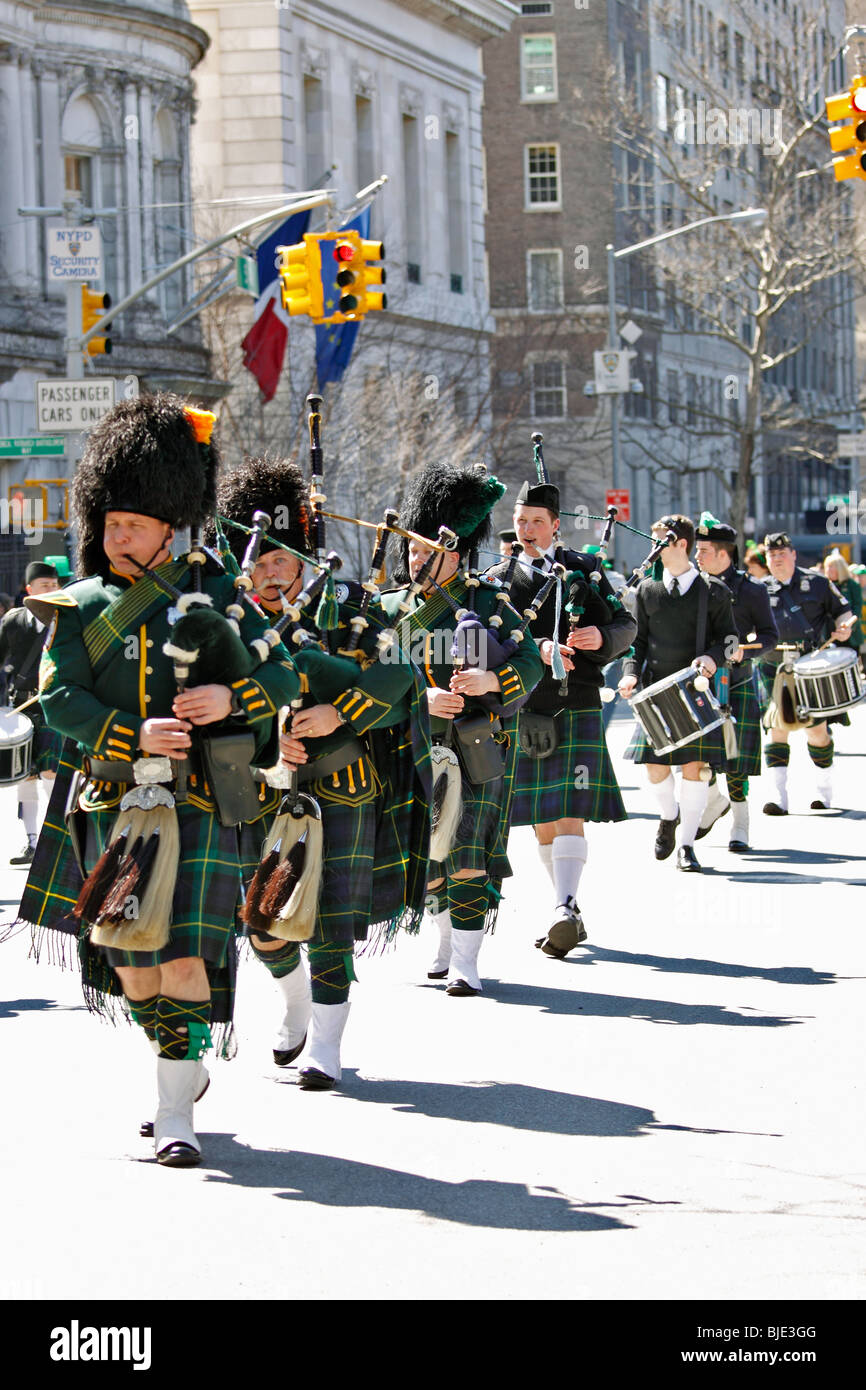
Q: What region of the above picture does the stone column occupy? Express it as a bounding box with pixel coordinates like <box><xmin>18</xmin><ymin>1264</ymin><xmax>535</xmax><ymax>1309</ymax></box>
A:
<box><xmin>0</xmin><ymin>50</ymin><xmax>28</xmax><ymax>284</ymax></box>
<box><xmin>124</xmin><ymin>82</ymin><xmax>143</xmax><ymax>294</ymax></box>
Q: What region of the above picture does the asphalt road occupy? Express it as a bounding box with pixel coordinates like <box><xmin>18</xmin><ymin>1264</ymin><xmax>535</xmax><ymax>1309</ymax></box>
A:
<box><xmin>0</xmin><ymin>712</ymin><xmax>863</xmax><ymax>1305</ymax></box>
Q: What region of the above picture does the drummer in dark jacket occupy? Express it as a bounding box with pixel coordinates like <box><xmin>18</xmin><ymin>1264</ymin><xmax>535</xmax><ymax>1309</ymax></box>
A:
<box><xmin>486</xmin><ymin>478</ymin><xmax>636</xmax><ymax>955</ymax></box>
<box><xmin>757</xmin><ymin>533</ymin><xmax>854</xmax><ymax>814</ymax></box>
<box><xmin>0</xmin><ymin>561</ymin><xmax>63</xmax><ymax>864</ymax></box>
<box><xmin>618</xmin><ymin>515</ymin><xmax>737</xmax><ymax>872</ymax></box>
<box><xmin>693</xmin><ymin>513</ymin><xmax>777</xmax><ymax>852</ymax></box>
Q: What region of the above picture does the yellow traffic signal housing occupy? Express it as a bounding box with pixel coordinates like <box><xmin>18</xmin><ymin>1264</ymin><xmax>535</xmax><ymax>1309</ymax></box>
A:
<box><xmin>81</xmin><ymin>284</ymin><xmax>112</xmax><ymax>356</ymax></box>
<box><xmin>359</xmin><ymin>237</ymin><xmax>387</xmax><ymax>315</ymax></box>
<box><xmin>825</xmin><ymin>75</ymin><xmax>866</xmax><ymax>181</ymax></box>
<box><xmin>277</xmin><ymin>236</ymin><xmax>324</xmax><ymax>319</ymax></box>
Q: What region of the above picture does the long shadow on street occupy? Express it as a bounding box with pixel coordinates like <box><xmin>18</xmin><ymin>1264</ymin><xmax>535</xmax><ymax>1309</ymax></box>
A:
<box><xmin>474</xmin><ymin>980</ymin><xmax>804</xmax><ymax>1027</ymax></box>
<box><xmin>197</xmin><ymin>1136</ymin><xmax>640</xmax><ymax>1231</ymax></box>
<box><xmin>559</xmin><ymin>946</ymin><xmax>839</xmax><ymax>987</ymax></box>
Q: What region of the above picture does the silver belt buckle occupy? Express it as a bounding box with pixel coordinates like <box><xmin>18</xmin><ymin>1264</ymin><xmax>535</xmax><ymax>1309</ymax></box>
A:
<box><xmin>133</xmin><ymin>756</ymin><xmax>173</xmax><ymax>785</ymax></box>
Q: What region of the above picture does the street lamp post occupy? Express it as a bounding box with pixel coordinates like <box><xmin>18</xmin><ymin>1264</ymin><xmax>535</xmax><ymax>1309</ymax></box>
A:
<box><xmin>605</xmin><ymin>207</ymin><xmax>767</xmax><ymax>504</ymax></box>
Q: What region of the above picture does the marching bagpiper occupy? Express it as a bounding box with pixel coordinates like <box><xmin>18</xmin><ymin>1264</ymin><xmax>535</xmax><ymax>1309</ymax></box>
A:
<box><xmin>214</xmin><ymin>450</ymin><xmax>431</xmax><ymax>1090</ymax></box>
<box><xmin>756</xmin><ymin>533</ymin><xmax>855</xmax><ymax>814</ymax></box>
<box><xmin>15</xmin><ymin>395</ymin><xmax>298</xmax><ymax>1166</ymax></box>
<box><xmin>693</xmin><ymin>513</ymin><xmax>777</xmax><ymax>851</ymax></box>
<box><xmin>619</xmin><ymin>514</ymin><xmax>737</xmax><ymax>873</ymax></box>
<box><xmin>381</xmin><ymin>462</ymin><xmax>543</xmax><ymax>996</ymax></box>
<box><xmin>485</xmin><ymin>459</ymin><xmax>635</xmax><ymax>956</ymax></box>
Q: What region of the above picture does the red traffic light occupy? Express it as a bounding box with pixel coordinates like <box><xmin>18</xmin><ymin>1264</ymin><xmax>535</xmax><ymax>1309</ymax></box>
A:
<box><xmin>333</xmin><ymin>241</ymin><xmax>355</xmax><ymax>263</ymax></box>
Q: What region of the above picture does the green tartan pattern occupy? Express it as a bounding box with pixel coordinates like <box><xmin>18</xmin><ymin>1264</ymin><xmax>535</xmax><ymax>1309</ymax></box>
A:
<box><xmin>368</xmin><ymin>724</ymin><xmax>430</xmax><ymax>937</ymax></box>
<box><xmin>429</xmin><ymin>724</ymin><xmax>516</xmax><ymax>884</ymax></box>
<box><xmin>725</xmin><ymin>676</ymin><xmax>762</xmax><ymax>779</ymax></box>
<box><xmin>32</xmin><ymin>720</ymin><xmax>65</xmax><ymax>775</ymax></box>
<box><xmin>754</xmin><ymin>660</ymin><xmax>774</xmax><ymax>714</ymax></box>
<box><xmin>510</xmin><ymin>707</ymin><xmax>626</xmax><ymax>825</ymax></box>
<box><xmin>82</xmin><ymin>559</ymin><xmax>189</xmax><ymax>671</ymax></box>
<box><xmin>625</xmin><ymin>720</ymin><xmax>727</xmax><ymax>768</ymax></box>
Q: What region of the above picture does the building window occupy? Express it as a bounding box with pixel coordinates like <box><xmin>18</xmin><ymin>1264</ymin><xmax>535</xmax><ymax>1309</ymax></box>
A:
<box><xmin>153</xmin><ymin>109</ymin><xmax>183</xmax><ymax>318</ymax></box>
<box><xmin>656</xmin><ymin>74</ymin><xmax>670</xmax><ymax>132</ymax></box>
<box><xmin>355</xmin><ymin>95</ymin><xmax>374</xmax><ymax>192</ymax></box>
<box><xmin>685</xmin><ymin>373</ymin><xmax>697</xmax><ymax>426</ymax></box>
<box><xmin>527</xmin><ymin>249</ymin><xmax>563</xmax><ymax>311</ymax></box>
<box><xmin>667</xmin><ymin>369</ymin><xmax>680</xmax><ymax>425</ymax></box>
<box><xmin>62</xmin><ymin>94</ymin><xmax>118</xmax><ymax>300</ymax></box>
<box><xmin>525</xmin><ymin>144</ymin><xmax>560</xmax><ymax>208</ymax></box>
<box><xmin>303</xmin><ymin>76</ymin><xmax>328</xmax><ymax>188</ymax></box>
<box><xmin>521</xmin><ymin>35</ymin><xmax>557</xmax><ymax>101</ymax></box>
<box><xmin>64</xmin><ymin>154</ymin><xmax>93</xmax><ymax>205</ymax></box>
<box><xmin>445</xmin><ymin>130</ymin><xmax>465</xmax><ymax>294</ymax></box>
<box><xmin>402</xmin><ymin>113</ymin><xmax>422</xmax><ymax>282</ymax></box>
<box><xmin>520</xmin><ymin>2</ymin><xmax>553</xmax><ymax>13</ymax></box>
<box><xmin>531</xmin><ymin>359</ymin><xmax>566</xmax><ymax>417</ymax></box>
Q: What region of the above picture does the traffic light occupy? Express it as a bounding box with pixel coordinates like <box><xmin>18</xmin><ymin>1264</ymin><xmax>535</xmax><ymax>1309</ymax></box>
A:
<box><xmin>327</xmin><ymin>232</ymin><xmax>387</xmax><ymax>319</ymax></box>
<box><xmin>825</xmin><ymin>75</ymin><xmax>866</xmax><ymax>181</ymax></box>
<box><xmin>81</xmin><ymin>284</ymin><xmax>112</xmax><ymax>356</ymax></box>
<box><xmin>277</xmin><ymin>236</ymin><xmax>324</xmax><ymax>319</ymax></box>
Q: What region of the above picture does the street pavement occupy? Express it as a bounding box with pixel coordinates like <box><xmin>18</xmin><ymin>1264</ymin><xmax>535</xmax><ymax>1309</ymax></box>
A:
<box><xmin>0</xmin><ymin>709</ymin><xmax>863</xmax><ymax>1304</ymax></box>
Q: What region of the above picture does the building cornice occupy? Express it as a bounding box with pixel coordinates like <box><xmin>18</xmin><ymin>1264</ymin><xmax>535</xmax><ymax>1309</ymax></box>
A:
<box><xmin>30</xmin><ymin>2</ymin><xmax>209</xmax><ymax>66</ymax></box>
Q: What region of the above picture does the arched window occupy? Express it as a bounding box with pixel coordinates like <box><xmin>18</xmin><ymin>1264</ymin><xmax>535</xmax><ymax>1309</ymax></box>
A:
<box><xmin>61</xmin><ymin>94</ymin><xmax>118</xmax><ymax>299</ymax></box>
<box><xmin>153</xmin><ymin>108</ymin><xmax>183</xmax><ymax>317</ymax></box>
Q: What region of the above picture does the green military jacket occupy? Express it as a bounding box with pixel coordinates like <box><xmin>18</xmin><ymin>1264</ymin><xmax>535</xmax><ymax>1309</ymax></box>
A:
<box><xmin>380</xmin><ymin>574</ymin><xmax>544</xmax><ymax>738</ymax></box>
<box><xmin>29</xmin><ymin>557</ymin><xmax>298</xmax><ymax>812</ymax></box>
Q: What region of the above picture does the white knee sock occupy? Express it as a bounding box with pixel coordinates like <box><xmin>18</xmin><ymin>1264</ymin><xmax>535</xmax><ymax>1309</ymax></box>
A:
<box><xmin>551</xmin><ymin>835</ymin><xmax>588</xmax><ymax>906</ymax></box>
<box><xmin>537</xmin><ymin>841</ymin><xmax>555</xmax><ymax>885</ymax></box>
<box><xmin>770</xmin><ymin>765</ymin><xmax>788</xmax><ymax>810</ymax></box>
<box><xmin>18</xmin><ymin>782</ymin><xmax>39</xmax><ymax>844</ymax></box>
<box><xmin>678</xmin><ymin>779</ymin><xmax>709</xmax><ymax>847</ymax></box>
<box><xmin>649</xmin><ymin>773</ymin><xmax>677</xmax><ymax>821</ymax></box>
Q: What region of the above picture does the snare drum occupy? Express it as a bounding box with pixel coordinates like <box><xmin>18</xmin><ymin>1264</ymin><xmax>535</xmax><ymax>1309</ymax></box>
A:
<box><xmin>631</xmin><ymin>667</ymin><xmax>725</xmax><ymax>756</ymax></box>
<box><xmin>792</xmin><ymin>646</ymin><xmax>866</xmax><ymax>719</ymax></box>
<box><xmin>0</xmin><ymin>706</ymin><xmax>34</xmax><ymax>784</ymax></box>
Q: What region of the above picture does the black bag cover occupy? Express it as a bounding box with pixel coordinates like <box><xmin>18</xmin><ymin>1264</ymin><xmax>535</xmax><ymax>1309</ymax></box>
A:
<box><xmin>199</xmin><ymin>729</ymin><xmax>262</xmax><ymax>827</ymax></box>
<box><xmin>452</xmin><ymin>711</ymin><xmax>506</xmax><ymax>785</ymax></box>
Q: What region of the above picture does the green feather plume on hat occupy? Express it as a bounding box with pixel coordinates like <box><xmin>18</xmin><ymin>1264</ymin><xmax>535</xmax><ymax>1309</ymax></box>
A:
<box><xmin>452</xmin><ymin>474</ymin><xmax>506</xmax><ymax>538</ymax></box>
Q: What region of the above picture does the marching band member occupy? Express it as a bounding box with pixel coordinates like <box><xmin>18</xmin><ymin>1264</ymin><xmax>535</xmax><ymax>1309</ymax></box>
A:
<box><xmin>618</xmin><ymin>515</ymin><xmax>736</xmax><ymax>873</ymax></box>
<box><xmin>694</xmin><ymin>514</ymin><xmax>777</xmax><ymax>851</ymax></box>
<box><xmin>381</xmin><ymin>462</ymin><xmax>543</xmax><ymax>996</ymax></box>
<box><xmin>0</xmin><ymin>561</ymin><xmax>64</xmax><ymax>864</ymax></box>
<box><xmin>215</xmin><ymin>455</ymin><xmax>431</xmax><ymax>1090</ymax></box>
<box><xmin>16</xmin><ymin>396</ymin><xmax>297</xmax><ymax>1166</ymax></box>
<box><xmin>486</xmin><ymin>477</ymin><xmax>635</xmax><ymax>956</ymax></box>
<box><xmin>757</xmin><ymin>533</ymin><xmax>854</xmax><ymax>814</ymax></box>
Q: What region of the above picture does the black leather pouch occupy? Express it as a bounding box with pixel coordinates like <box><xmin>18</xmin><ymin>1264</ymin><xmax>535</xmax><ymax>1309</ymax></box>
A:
<box><xmin>452</xmin><ymin>711</ymin><xmax>506</xmax><ymax>784</ymax></box>
<box><xmin>517</xmin><ymin>711</ymin><xmax>559</xmax><ymax>759</ymax></box>
<box><xmin>199</xmin><ymin>729</ymin><xmax>262</xmax><ymax>826</ymax></box>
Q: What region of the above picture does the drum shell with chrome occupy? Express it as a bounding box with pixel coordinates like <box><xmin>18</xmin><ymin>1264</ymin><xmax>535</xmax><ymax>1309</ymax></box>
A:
<box><xmin>631</xmin><ymin>667</ymin><xmax>724</xmax><ymax>756</ymax></box>
<box><xmin>792</xmin><ymin>646</ymin><xmax>866</xmax><ymax>719</ymax></box>
<box><xmin>0</xmin><ymin>706</ymin><xmax>34</xmax><ymax>784</ymax></box>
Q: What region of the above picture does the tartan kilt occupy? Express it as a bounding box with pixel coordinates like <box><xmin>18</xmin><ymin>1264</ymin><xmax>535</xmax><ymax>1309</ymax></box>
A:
<box><xmin>625</xmin><ymin>720</ymin><xmax>727</xmax><ymax>768</ymax></box>
<box><xmin>32</xmin><ymin>720</ymin><xmax>65</xmax><ymax>776</ymax></box>
<box><xmin>754</xmin><ymin>660</ymin><xmax>774</xmax><ymax>715</ymax></box>
<box><xmin>509</xmin><ymin>707</ymin><xmax>626</xmax><ymax>826</ymax></box>
<box><xmin>725</xmin><ymin>676</ymin><xmax>762</xmax><ymax>778</ymax></box>
<box><xmin>240</xmin><ymin>756</ymin><xmax>378</xmax><ymax>951</ymax></box>
<box><xmin>368</xmin><ymin>724</ymin><xmax>429</xmax><ymax>934</ymax></box>
<box><xmin>429</xmin><ymin>722</ymin><xmax>516</xmax><ymax>884</ymax></box>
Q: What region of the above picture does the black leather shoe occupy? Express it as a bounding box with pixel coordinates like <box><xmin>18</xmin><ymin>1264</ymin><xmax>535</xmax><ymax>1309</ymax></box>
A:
<box><xmin>763</xmin><ymin>801</ymin><xmax>788</xmax><ymax>816</ymax></box>
<box><xmin>445</xmin><ymin>977</ymin><xmax>481</xmax><ymax>996</ymax></box>
<box><xmin>676</xmin><ymin>845</ymin><xmax>702</xmax><ymax>872</ymax></box>
<box><xmin>156</xmin><ymin>1142</ymin><xmax>201</xmax><ymax>1168</ymax></box>
<box><xmin>728</xmin><ymin>840</ymin><xmax>750</xmax><ymax>853</ymax></box>
<box><xmin>810</xmin><ymin>799</ymin><xmax>828</xmax><ymax>810</ymax></box>
<box><xmin>654</xmin><ymin>814</ymin><xmax>680</xmax><ymax>860</ymax></box>
<box><xmin>9</xmin><ymin>845</ymin><xmax>35</xmax><ymax>865</ymax></box>
<box><xmin>297</xmin><ymin>1067</ymin><xmax>336</xmax><ymax>1090</ymax></box>
<box><xmin>539</xmin><ymin>900</ymin><xmax>587</xmax><ymax>957</ymax></box>
<box><xmin>695</xmin><ymin>801</ymin><xmax>730</xmax><ymax>841</ymax></box>
<box><xmin>427</xmin><ymin>967</ymin><xmax>448</xmax><ymax>980</ymax></box>
<box><xmin>274</xmin><ymin>1033</ymin><xmax>307</xmax><ymax>1067</ymax></box>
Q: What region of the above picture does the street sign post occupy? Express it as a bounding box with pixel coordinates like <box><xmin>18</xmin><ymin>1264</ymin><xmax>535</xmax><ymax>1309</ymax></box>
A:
<box><xmin>836</xmin><ymin>434</ymin><xmax>866</xmax><ymax>457</ymax></box>
<box><xmin>605</xmin><ymin>488</ymin><xmax>631</xmax><ymax>521</ymax></box>
<box><xmin>46</xmin><ymin>226</ymin><xmax>103</xmax><ymax>283</ymax></box>
<box><xmin>594</xmin><ymin>349</ymin><xmax>630</xmax><ymax>395</ymax></box>
<box><xmin>0</xmin><ymin>437</ymin><xmax>65</xmax><ymax>457</ymax></box>
<box><xmin>34</xmin><ymin>377</ymin><xmax>138</xmax><ymax>433</ymax></box>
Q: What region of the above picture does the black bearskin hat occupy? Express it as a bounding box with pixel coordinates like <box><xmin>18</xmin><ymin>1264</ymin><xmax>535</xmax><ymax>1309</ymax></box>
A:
<box><xmin>210</xmin><ymin>455</ymin><xmax>311</xmax><ymax>567</ymax></box>
<box><xmin>392</xmin><ymin>461</ymin><xmax>506</xmax><ymax>580</ymax></box>
<box><xmin>72</xmin><ymin>394</ymin><xmax>219</xmax><ymax>579</ymax></box>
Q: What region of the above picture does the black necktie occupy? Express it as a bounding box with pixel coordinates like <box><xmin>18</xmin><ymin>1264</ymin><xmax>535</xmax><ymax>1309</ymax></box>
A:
<box><xmin>671</xmin><ymin>577</ymin><xmax>680</xmax><ymax>596</ymax></box>
<box><xmin>532</xmin><ymin>557</ymin><xmax>546</xmax><ymax>571</ymax></box>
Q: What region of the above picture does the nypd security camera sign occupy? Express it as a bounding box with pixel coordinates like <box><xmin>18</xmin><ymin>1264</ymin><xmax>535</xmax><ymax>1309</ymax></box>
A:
<box><xmin>47</xmin><ymin>226</ymin><xmax>103</xmax><ymax>283</ymax></box>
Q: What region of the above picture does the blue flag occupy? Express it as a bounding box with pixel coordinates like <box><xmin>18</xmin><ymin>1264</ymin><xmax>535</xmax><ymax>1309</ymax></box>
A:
<box><xmin>315</xmin><ymin>207</ymin><xmax>370</xmax><ymax>389</ymax></box>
